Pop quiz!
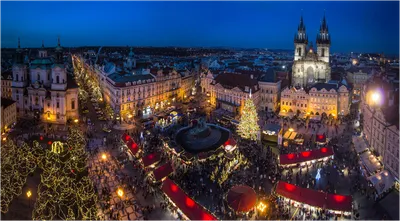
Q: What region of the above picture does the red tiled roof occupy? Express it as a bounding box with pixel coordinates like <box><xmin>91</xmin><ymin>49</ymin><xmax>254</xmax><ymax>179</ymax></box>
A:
<box><xmin>279</xmin><ymin>147</ymin><xmax>334</xmax><ymax>165</ymax></box>
<box><xmin>161</xmin><ymin>178</ymin><xmax>217</xmax><ymax>220</ymax></box>
<box><xmin>153</xmin><ymin>162</ymin><xmax>174</xmax><ymax>181</ymax></box>
<box><xmin>276</xmin><ymin>181</ymin><xmax>353</xmax><ymax>212</ymax></box>
<box><xmin>121</xmin><ymin>133</ymin><xmax>140</xmax><ymax>155</ymax></box>
<box><xmin>142</xmin><ymin>152</ymin><xmax>161</xmax><ymax>167</ymax></box>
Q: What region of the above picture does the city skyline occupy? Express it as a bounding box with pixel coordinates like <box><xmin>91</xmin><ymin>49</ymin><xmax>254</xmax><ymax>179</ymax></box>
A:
<box><xmin>1</xmin><ymin>1</ymin><xmax>399</xmax><ymax>55</ymax></box>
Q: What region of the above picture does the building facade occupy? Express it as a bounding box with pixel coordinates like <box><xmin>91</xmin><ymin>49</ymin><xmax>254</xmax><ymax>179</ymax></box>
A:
<box><xmin>1</xmin><ymin>70</ymin><xmax>13</xmax><ymax>99</ymax></box>
<box><xmin>209</xmin><ymin>72</ymin><xmax>261</xmax><ymax>115</ymax></box>
<box><xmin>1</xmin><ymin>98</ymin><xmax>17</xmax><ymax>133</ymax></box>
<box><xmin>292</xmin><ymin>15</ymin><xmax>331</xmax><ymax>88</ymax></box>
<box><xmin>11</xmin><ymin>38</ymin><xmax>79</xmax><ymax>124</ymax></box>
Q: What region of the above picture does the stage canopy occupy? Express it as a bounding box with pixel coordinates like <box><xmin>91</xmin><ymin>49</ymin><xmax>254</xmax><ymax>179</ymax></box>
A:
<box><xmin>359</xmin><ymin>151</ymin><xmax>382</xmax><ymax>175</ymax></box>
<box><xmin>162</xmin><ymin>178</ymin><xmax>217</xmax><ymax>220</ymax></box>
<box><xmin>276</xmin><ymin>181</ymin><xmax>353</xmax><ymax>212</ymax></box>
<box><xmin>142</xmin><ymin>152</ymin><xmax>161</xmax><ymax>167</ymax></box>
<box><xmin>368</xmin><ymin>170</ymin><xmax>395</xmax><ymax>196</ymax></box>
<box><xmin>279</xmin><ymin>147</ymin><xmax>334</xmax><ymax>165</ymax></box>
<box><xmin>121</xmin><ymin>133</ymin><xmax>140</xmax><ymax>155</ymax></box>
<box><xmin>153</xmin><ymin>162</ymin><xmax>174</xmax><ymax>182</ymax></box>
<box><xmin>227</xmin><ymin>185</ymin><xmax>257</xmax><ymax>212</ymax></box>
<box><xmin>352</xmin><ymin>136</ymin><xmax>368</xmax><ymax>154</ymax></box>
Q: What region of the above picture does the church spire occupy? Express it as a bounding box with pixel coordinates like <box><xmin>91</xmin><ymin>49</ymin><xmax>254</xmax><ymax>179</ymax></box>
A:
<box><xmin>294</xmin><ymin>12</ymin><xmax>308</xmax><ymax>44</ymax></box>
<box><xmin>18</xmin><ymin>37</ymin><xmax>21</xmax><ymax>49</ymax></box>
<box><xmin>57</xmin><ymin>36</ymin><xmax>60</xmax><ymax>46</ymax></box>
<box><xmin>41</xmin><ymin>40</ymin><xmax>44</xmax><ymax>48</ymax></box>
<box><xmin>316</xmin><ymin>11</ymin><xmax>330</xmax><ymax>45</ymax></box>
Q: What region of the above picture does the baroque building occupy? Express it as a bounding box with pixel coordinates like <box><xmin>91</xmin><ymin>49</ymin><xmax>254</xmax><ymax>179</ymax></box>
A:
<box><xmin>292</xmin><ymin>15</ymin><xmax>331</xmax><ymax>88</ymax></box>
<box><xmin>11</xmin><ymin>38</ymin><xmax>79</xmax><ymax>124</ymax></box>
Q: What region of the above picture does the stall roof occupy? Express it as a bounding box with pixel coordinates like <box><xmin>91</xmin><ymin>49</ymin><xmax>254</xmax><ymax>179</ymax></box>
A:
<box><xmin>142</xmin><ymin>152</ymin><xmax>161</xmax><ymax>167</ymax></box>
<box><xmin>279</xmin><ymin>147</ymin><xmax>334</xmax><ymax>165</ymax></box>
<box><xmin>316</xmin><ymin>134</ymin><xmax>327</xmax><ymax>143</ymax></box>
<box><xmin>127</xmin><ymin>140</ymin><xmax>139</xmax><ymax>155</ymax></box>
<box><xmin>153</xmin><ymin>162</ymin><xmax>174</xmax><ymax>182</ymax></box>
<box><xmin>352</xmin><ymin>136</ymin><xmax>368</xmax><ymax>154</ymax></box>
<box><xmin>161</xmin><ymin>178</ymin><xmax>217</xmax><ymax>220</ymax></box>
<box><xmin>367</xmin><ymin>170</ymin><xmax>395</xmax><ymax>195</ymax></box>
<box><xmin>288</xmin><ymin>132</ymin><xmax>297</xmax><ymax>140</ymax></box>
<box><xmin>360</xmin><ymin>151</ymin><xmax>382</xmax><ymax>174</ymax></box>
<box><xmin>263</xmin><ymin>123</ymin><xmax>281</xmax><ymax>134</ymax></box>
<box><xmin>276</xmin><ymin>181</ymin><xmax>353</xmax><ymax>212</ymax></box>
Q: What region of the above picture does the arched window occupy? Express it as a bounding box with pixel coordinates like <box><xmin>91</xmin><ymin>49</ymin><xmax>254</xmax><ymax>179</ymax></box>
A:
<box><xmin>16</xmin><ymin>74</ymin><xmax>19</xmax><ymax>81</ymax></box>
<box><xmin>322</xmin><ymin>48</ymin><xmax>325</xmax><ymax>57</ymax></box>
<box><xmin>37</xmin><ymin>74</ymin><xmax>40</xmax><ymax>81</ymax></box>
<box><xmin>56</xmin><ymin>76</ymin><xmax>60</xmax><ymax>84</ymax></box>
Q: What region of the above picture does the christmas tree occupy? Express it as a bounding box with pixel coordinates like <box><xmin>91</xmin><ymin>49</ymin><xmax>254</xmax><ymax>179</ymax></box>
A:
<box><xmin>237</xmin><ymin>92</ymin><xmax>260</xmax><ymax>141</ymax></box>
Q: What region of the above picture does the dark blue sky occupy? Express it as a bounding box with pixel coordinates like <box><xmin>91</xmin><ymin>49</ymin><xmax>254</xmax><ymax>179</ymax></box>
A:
<box><xmin>1</xmin><ymin>1</ymin><xmax>399</xmax><ymax>55</ymax></box>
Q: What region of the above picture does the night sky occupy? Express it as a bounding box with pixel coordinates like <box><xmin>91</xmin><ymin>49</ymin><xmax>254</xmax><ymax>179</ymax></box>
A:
<box><xmin>1</xmin><ymin>1</ymin><xmax>399</xmax><ymax>55</ymax></box>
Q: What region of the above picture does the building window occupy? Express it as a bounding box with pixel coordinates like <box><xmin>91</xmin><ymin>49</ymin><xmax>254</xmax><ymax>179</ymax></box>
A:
<box><xmin>56</xmin><ymin>76</ymin><xmax>60</xmax><ymax>84</ymax></box>
<box><xmin>16</xmin><ymin>74</ymin><xmax>19</xmax><ymax>81</ymax></box>
<box><xmin>71</xmin><ymin>100</ymin><xmax>75</xmax><ymax>110</ymax></box>
<box><xmin>37</xmin><ymin>74</ymin><xmax>40</xmax><ymax>81</ymax></box>
<box><xmin>56</xmin><ymin>102</ymin><xmax>59</xmax><ymax>108</ymax></box>
<box><xmin>48</xmin><ymin>103</ymin><xmax>50</xmax><ymax>107</ymax></box>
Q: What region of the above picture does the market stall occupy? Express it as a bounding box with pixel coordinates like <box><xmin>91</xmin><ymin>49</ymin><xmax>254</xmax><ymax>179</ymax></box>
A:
<box><xmin>275</xmin><ymin>181</ymin><xmax>352</xmax><ymax>215</ymax></box>
<box><xmin>141</xmin><ymin>152</ymin><xmax>161</xmax><ymax>168</ymax></box>
<box><xmin>359</xmin><ymin>151</ymin><xmax>382</xmax><ymax>176</ymax></box>
<box><xmin>152</xmin><ymin>162</ymin><xmax>174</xmax><ymax>183</ymax></box>
<box><xmin>315</xmin><ymin>134</ymin><xmax>327</xmax><ymax>146</ymax></box>
<box><xmin>121</xmin><ymin>133</ymin><xmax>141</xmax><ymax>159</ymax></box>
<box><xmin>226</xmin><ymin>185</ymin><xmax>257</xmax><ymax>213</ymax></box>
<box><xmin>161</xmin><ymin>178</ymin><xmax>217</xmax><ymax>220</ymax></box>
<box><xmin>279</xmin><ymin>147</ymin><xmax>334</xmax><ymax>167</ymax></box>
<box><xmin>262</xmin><ymin>124</ymin><xmax>282</xmax><ymax>147</ymax></box>
<box><xmin>352</xmin><ymin>136</ymin><xmax>368</xmax><ymax>154</ymax></box>
<box><xmin>367</xmin><ymin>170</ymin><xmax>395</xmax><ymax>200</ymax></box>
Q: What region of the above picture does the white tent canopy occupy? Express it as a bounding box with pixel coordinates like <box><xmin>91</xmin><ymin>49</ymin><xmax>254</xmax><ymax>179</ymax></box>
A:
<box><xmin>360</xmin><ymin>151</ymin><xmax>382</xmax><ymax>175</ymax></box>
<box><xmin>352</xmin><ymin>136</ymin><xmax>368</xmax><ymax>154</ymax></box>
<box><xmin>368</xmin><ymin>170</ymin><xmax>395</xmax><ymax>195</ymax></box>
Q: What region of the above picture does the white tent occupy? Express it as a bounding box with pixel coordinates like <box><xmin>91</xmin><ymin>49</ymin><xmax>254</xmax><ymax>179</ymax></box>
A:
<box><xmin>360</xmin><ymin>151</ymin><xmax>382</xmax><ymax>175</ymax></box>
<box><xmin>352</xmin><ymin>136</ymin><xmax>368</xmax><ymax>154</ymax></box>
<box><xmin>368</xmin><ymin>170</ymin><xmax>395</xmax><ymax>195</ymax></box>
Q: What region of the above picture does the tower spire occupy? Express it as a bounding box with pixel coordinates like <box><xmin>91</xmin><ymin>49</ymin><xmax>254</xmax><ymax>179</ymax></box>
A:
<box><xmin>42</xmin><ymin>40</ymin><xmax>44</xmax><ymax>48</ymax></box>
<box><xmin>58</xmin><ymin>36</ymin><xmax>60</xmax><ymax>46</ymax></box>
<box><xmin>18</xmin><ymin>37</ymin><xmax>20</xmax><ymax>48</ymax></box>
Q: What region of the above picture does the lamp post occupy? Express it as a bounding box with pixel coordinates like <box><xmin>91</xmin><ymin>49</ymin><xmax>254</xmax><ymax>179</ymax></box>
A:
<box><xmin>26</xmin><ymin>190</ymin><xmax>32</xmax><ymax>209</ymax></box>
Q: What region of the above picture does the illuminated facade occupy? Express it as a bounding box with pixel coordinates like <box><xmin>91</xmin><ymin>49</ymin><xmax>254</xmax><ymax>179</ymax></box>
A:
<box><xmin>11</xmin><ymin>38</ymin><xmax>79</xmax><ymax>124</ymax></box>
<box><xmin>1</xmin><ymin>98</ymin><xmax>16</xmax><ymax>133</ymax></box>
<box><xmin>292</xmin><ymin>15</ymin><xmax>331</xmax><ymax>88</ymax></box>
<box><xmin>1</xmin><ymin>71</ymin><xmax>13</xmax><ymax>99</ymax></box>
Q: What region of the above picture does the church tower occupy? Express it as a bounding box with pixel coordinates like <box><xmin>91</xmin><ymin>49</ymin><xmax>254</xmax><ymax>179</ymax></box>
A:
<box><xmin>38</xmin><ymin>40</ymin><xmax>48</xmax><ymax>58</ymax></box>
<box><xmin>126</xmin><ymin>47</ymin><xmax>136</xmax><ymax>70</ymax></box>
<box><xmin>12</xmin><ymin>38</ymin><xmax>29</xmax><ymax>115</ymax></box>
<box><xmin>51</xmin><ymin>36</ymin><xmax>67</xmax><ymax>91</ymax></box>
<box><xmin>316</xmin><ymin>13</ymin><xmax>331</xmax><ymax>63</ymax></box>
<box><xmin>294</xmin><ymin>15</ymin><xmax>308</xmax><ymax>61</ymax></box>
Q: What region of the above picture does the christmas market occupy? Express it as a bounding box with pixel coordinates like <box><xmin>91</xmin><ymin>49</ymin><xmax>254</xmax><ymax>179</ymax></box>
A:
<box><xmin>279</xmin><ymin>147</ymin><xmax>335</xmax><ymax>167</ymax></box>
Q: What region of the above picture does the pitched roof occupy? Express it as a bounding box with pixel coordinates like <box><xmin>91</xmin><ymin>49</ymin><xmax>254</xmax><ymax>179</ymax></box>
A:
<box><xmin>1</xmin><ymin>97</ymin><xmax>16</xmax><ymax>109</ymax></box>
<box><xmin>310</xmin><ymin>83</ymin><xmax>339</xmax><ymax>91</ymax></box>
<box><xmin>212</xmin><ymin>72</ymin><xmax>259</xmax><ymax>92</ymax></box>
<box><xmin>1</xmin><ymin>70</ymin><xmax>12</xmax><ymax>80</ymax></box>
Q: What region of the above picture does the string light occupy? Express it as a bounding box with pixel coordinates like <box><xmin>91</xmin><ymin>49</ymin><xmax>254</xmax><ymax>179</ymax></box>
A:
<box><xmin>237</xmin><ymin>96</ymin><xmax>260</xmax><ymax>141</ymax></box>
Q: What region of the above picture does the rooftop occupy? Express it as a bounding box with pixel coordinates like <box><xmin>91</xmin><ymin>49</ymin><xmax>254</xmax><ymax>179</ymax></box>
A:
<box><xmin>213</xmin><ymin>72</ymin><xmax>259</xmax><ymax>92</ymax></box>
<box><xmin>1</xmin><ymin>97</ymin><xmax>16</xmax><ymax>109</ymax></box>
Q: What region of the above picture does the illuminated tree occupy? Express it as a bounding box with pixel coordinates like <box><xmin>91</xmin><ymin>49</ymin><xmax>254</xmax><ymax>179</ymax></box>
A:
<box><xmin>237</xmin><ymin>95</ymin><xmax>260</xmax><ymax>141</ymax></box>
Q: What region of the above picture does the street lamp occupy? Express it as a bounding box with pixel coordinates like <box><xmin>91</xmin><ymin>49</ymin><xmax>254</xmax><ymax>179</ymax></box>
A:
<box><xmin>371</xmin><ymin>92</ymin><xmax>380</xmax><ymax>105</ymax></box>
<box><xmin>117</xmin><ymin>188</ymin><xmax>124</xmax><ymax>198</ymax></box>
<box><xmin>101</xmin><ymin>153</ymin><xmax>107</xmax><ymax>160</ymax></box>
<box><xmin>27</xmin><ymin>190</ymin><xmax>32</xmax><ymax>208</ymax></box>
<box><xmin>74</xmin><ymin>119</ymin><xmax>79</xmax><ymax>123</ymax></box>
<box><xmin>288</xmin><ymin>128</ymin><xmax>294</xmax><ymax>132</ymax></box>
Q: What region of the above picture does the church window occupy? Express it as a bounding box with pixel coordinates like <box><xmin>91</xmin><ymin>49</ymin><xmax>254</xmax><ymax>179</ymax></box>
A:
<box><xmin>57</xmin><ymin>113</ymin><xmax>60</xmax><ymax>119</ymax></box>
<box><xmin>16</xmin><ymin>74</ymin><xmax>19</xmax><ymax>81</ymax></box>
<box><xmin>48</xmin><ymin>103</ymin><xmax>50</xmax><ymax>107</ymax></box>
<box><xmin>16</xmin><ymin>95</ymin><xmax>19</xmax><ymax>101</ymax></box>
<box><xmin>35</xmin><ymin>97</ymin><xmax>39</xmax><ymax>105</ymax></box>
<box><xmin>48</xmin><ymin>73</ymin><xmax>50</xmax><ymax>81</ymax></box>
<box><xmin>56</xmin><ymin>102</ymin><xmax>59</xmax><ymax>108</ymax></box>
<box><xmin>37</xmin><ymin>74</ymin><xmax>40</xmax><ymax>81</ymax></box>
<box><xmin>71</xmin><ymin>100</ymin><xmax>75</xmax><ymax>110</ymax></box>
<box><xmin>322</xmin><ymin>48</ymin><xmax>325</xmax><ymax>57</ymax></box>
<box><xmin>56</xmin><ymin>76</ymin><xmax>60</xmax><ymax>84</ymax></box>
<box><xmin>47</xmin><ymin>112</ymin><xmax>50</xmax><ymax>118</ymax></box>
<box><xmin>305</xmin><ymin>104</ymin><xmax>307</xmax><ymax>107</ymax></box>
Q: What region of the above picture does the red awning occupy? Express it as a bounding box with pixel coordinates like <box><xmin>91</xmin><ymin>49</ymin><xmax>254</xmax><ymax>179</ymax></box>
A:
<box><xmin>325</xmin><ymin>193</ymin><xmax>353</xmax><ymax>212</ymax></box>
<box><xmin>276</xmin><ymin>181</ymin><xmax>353</xmax><ymax>212</ymax></box>
<box><xmin>161</xmin><ymin>178</ymin><xmax>217</xmax><ymax>220</ymax></box>
<box><xmin>121</xmin><ymin>133</ymin><xmax>131</xmax><ymax>144</ymax></box>
<box><xmin>279</xmin><ymin>147</ymin><xmax>334</xmax><ymax>165</ymax></box>
<box><xmin>227</xmin><ymin>185</ymin><xmax>257</xmax><ymax>212</ymax></box>
<box><xmin>127</xmin><ymin>140</ymin><xmax>139</xmax><ymax>155</ymax></box>
<box><xmin>142</xmin><ymin>152</ymin><xmax>161</xmax><ymax>167</ymax></box>
<box><xmin>224</xmin><ymin>137</ymin><xmax>237</xmax><ymax>147</ymax></box>
<box><xmin>153</xmin><ymin>162</ymin><xmax>173</xmax><ymax>181</ymax></box>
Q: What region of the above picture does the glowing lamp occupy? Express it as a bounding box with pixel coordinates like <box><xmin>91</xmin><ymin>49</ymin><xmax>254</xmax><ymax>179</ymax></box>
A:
<box><xmin>321</xmin><ymin>147</ymin><xmax>328</xmax><ymax>153</ymax></box>
<box><xmin>287</xmin><ymin>153</ymin><xmax>295</xmax><ymax>160</ymax></box>
<box><xmin>202</xmin><ymin>213</ymin><xmax>215</xmax><ymax>220</ymax></box>
<box><xmin>185</xmin><ymin>197</ymin><xmax>195</xmax><ymax>208</ymax></box>
<box><xmin>371</xmin><ymin>92</ymin><xmax>380</xmax><ymax>104</ymax></box>
<box><xmin>74</xmin><ymin>119</ymin><xmax>79</xmax><ymax>123</ymax></box>
<box><xmin>285</xmin><ymin>183</ymin><xmax>296</xmax><ymax>191</ymax></box>
<box><xmin>333</xmin><ymin>195</ymin><xmax>345</xmax><ymax>202</ymax></box>
<box><xmin>40</xmin><ymin>136</ymin><xmax>44</xmax><ymax>140</ymax></box>
<box><xmin>257</xmin><ymin>202</ymin><xmax>267</xmax><ymax>212</ymax></box>
<box><xmin>2</xmin><ymin>137</ymin><xmax>6</xmax><ymax>141</ymax></box>
<box><xmin>171</xmin><ymin>184</ymin><xmax>178</xmax><ymax>193</ymax></box>
<box><xmin>301</xmin><ymin>151</ymin><xmax>311</xmax><ymax>157</ymax></box>
<box><xmin>48</xmin><ymin>141</ymin><xmax>52</xmax><ymax>145</ymax></box>
<box><xmin>101</xmin><ymin>153</ymin><xmax>107</xmax><ymax>160</ymax></box>
<box><xmin>26</xmin><ymin>190</ymin><xmax>32</xmax><ymax>198</ymax></box>
<box><xmin>117</xmin><ymin>188</ymin><xmax>124</xmax><ymax>198</ymax></box>
<box><xmin>288</xmin><ymin>128</ymin><xmax>294</xmax><ymax>132</ymax></box>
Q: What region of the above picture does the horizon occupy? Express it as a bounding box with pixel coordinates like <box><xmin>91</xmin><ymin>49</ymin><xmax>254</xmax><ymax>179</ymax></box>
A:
<box><xmin>2</xmin><ymin>1</ymin><xmax>399</xmax><ymax>55</ymax></box>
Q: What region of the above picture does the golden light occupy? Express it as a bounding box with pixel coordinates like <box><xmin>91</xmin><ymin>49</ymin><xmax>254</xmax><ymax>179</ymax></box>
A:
<box><xmin>2</xmin><ymin>137</ymin><xmax>6</xmax><ymax>141</ymax></box>
<box><xmin>257</xmin><ymin>202</ymin><xmax>267</xmax><ymax>212</ymax></box>
<box><xmin>207</xmin><ymin>100</ymin><xmax>210</xmax><ymax>103</ymax></box>
<box><xmin>117</xmin><ymin>188</ymin><xmax>124</xmax><ymax>198</ymax></box>
<box><xmin>288</xmin><ymin>128</ymin><xmax>294</xmax><ymax>132</ymax></box>
<box><xmin>26</xmin><ymin>190</ymin><xmax>32</xmax><ymax>198</ymax></box>
<box><xmin>306</xmin><ymin>112</ymin><xmax>310</xmax><ymax>115</ymax></box>
<box><xmin>74</xmin><ymin>119</ymin><xmax>79</xmax><ymax>123</ymax></box>
<box><xmin>47</xmin><ymin>117</ymin><xmax>51</xmax><ymax>120</ymax></box>
<box><xmin>332</xmin><ymin>113</ymin><xmax>336</xmax><ymax>117</ymax></box>
<box><xmin>371</xmin><ymin>92</ymin><xmax>380</xmax><ymax>104</ymax></box>
<box><xmin>184</xmin><ymin>95</ymin><xmax>187</xmax><ymax>98</ymax></box>
<box><xmin>99</xmin><ymin>98</ymin><xmax>103</xmax><ymax>101</ymax></box>
<box><xmin>168</xmin><ymin>102</ymin><xmax>171</xmax><ymax>105</ymax></box>
<box><xmin>101</xmin><ymin>153</ymin><xmax>107</xmax><ymax>160</ymax></box>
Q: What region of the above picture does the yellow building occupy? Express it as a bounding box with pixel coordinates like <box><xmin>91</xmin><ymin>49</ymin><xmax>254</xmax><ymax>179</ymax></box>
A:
<box><xmin>1</xmin><ymin>98</ymin><xmax>17</xmax><ymax>133</ymax></box>
<box><xmin>280</xmin><ymin>82</ymin><xmax>350</xmax><ymax>118</ymax></box>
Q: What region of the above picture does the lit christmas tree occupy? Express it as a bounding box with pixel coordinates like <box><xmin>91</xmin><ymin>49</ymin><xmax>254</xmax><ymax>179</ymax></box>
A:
<box><xmin>237</xmin><ymin>91</ymin><xmax>260</xmax><ymax>141</ymax></box>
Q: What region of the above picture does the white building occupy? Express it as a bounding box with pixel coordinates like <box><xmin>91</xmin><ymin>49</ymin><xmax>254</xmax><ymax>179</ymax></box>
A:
<box><xmin>11</xmin><ymin>38</ymin><xmax>79</xmax><ymax>124</ymax></box>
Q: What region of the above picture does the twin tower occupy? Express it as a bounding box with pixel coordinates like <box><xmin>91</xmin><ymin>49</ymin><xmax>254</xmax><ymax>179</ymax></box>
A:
<box><xmin>294</xmin><ymin>14</ymin><xmax>331</xmax><ymax>63</ymax></box>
